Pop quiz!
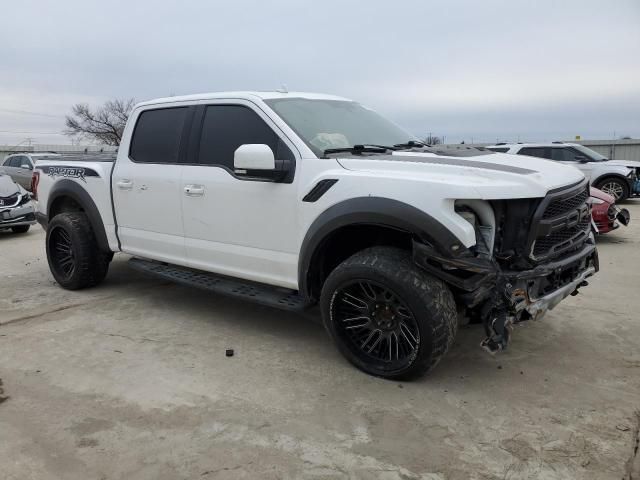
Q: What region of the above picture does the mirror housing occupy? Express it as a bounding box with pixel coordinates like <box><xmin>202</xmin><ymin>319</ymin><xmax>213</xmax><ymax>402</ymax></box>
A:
<box><xmin>575</xmin><ymin>156</ymin><xmax>589</xmax><ymax>163</ymax></box>
<box><xmin>21</xmin><ymin>164</ymin><xmax>32</xmax><ymax>170</ymax></box>
<box><xmin>234</xmin><ymin>144</ymin><xmax>275</xmax><ymax>171</ymax></box>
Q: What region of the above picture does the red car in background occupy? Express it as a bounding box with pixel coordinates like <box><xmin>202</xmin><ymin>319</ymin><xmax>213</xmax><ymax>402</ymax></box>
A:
<box><xmin>590</xmin><ymin>187</ymin><xmax>630</xmax><ymax>234</ymax></box>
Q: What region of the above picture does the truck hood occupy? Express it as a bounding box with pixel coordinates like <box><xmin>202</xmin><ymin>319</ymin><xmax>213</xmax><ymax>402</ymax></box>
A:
<box><xmin>336</xmin><ymin>151</ymin><xmax>585</xmax><ymax>199</ymax></box>
<box><xmin>603</xmin><ymin>159</ymin><xmax>640</xmax><ymax>169</ymax></box>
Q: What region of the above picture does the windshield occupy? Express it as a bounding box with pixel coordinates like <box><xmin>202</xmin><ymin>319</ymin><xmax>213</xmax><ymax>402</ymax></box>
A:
<box><xmin>573</xmin><ymin>144</ymin><xmax>608</xmax><ymax>161</ymax></box>
<box><xmin>264</xmin><ymin>98</ymin><xmax>416</xmax><ymax>156</ymax></box>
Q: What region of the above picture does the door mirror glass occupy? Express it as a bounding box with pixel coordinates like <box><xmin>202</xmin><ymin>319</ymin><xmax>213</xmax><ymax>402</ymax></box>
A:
<box><xmin>234</xmin><ymin>144</ymin><xmax>275</xmax><ymax>170</ymax></box>
<box><xmin>21</xmin><ymin>163</ymin><xmax>32</xmax><ymax>170</ymax></box>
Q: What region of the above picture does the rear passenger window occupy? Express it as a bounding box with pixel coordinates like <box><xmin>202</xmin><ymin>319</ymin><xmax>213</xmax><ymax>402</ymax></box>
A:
<box><xmin>551</xmin><ymin>148</ymin><xmax>581</xmax><ymax>161</ymax></box>
<box><xmin>197</xmin><ymin>105</ymin><xmax>293</xmax><ymax>169</ymax></box>
<box><xmin>518</xmin><ymin>147</ymin><xmax>549</xmax><ymax>159</ymax></box>
<box><xmin>129</xmin><ymin>107</ymin><xmax>188</xmax><ymax>163</ymax></box>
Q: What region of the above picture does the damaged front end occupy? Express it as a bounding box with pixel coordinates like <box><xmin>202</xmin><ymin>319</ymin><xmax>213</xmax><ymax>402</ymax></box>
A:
<box><xmin>413</xmin><ymin>180</ymin><xmax>598</xmax><ymax>353</ymax></box>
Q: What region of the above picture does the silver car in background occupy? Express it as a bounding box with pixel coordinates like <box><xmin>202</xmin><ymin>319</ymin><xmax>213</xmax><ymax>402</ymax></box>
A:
<box><xmin>0</xmin><ymin>153</ymin><xmax>60</xmax><ymax>191</ymax></box>
<box><xmin>0</xmin><ymin>173</ymin><xmax>36</xmax><ymax>234</ymax></box>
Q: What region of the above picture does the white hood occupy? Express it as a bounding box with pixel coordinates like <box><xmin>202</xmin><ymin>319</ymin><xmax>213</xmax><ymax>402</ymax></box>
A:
<box><xmin>605</xmin><ymin>159</ymin><xmax>640</xmax><ymax>169</ymax></box>
<box><xmin>336</xmin><ymin>151</ymin><xmax>585</xmax><ymax>200</ymax></box>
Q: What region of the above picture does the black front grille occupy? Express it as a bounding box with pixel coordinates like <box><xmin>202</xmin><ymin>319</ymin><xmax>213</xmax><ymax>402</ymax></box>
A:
<box><xmin>542</xmin><ymin>188</ymin><xmax>589</xmax><ymax>219</ymax></box>
<box><xmin>0</xmin><ymin>194</ymin><xmax>20</xmax><ymax>207</ymax></box>
<box><xmin>530</xmin><ymin>183</ymin><xmax>591</xmax><ymax>262</ymax></box>
<box><xmin>533</xmin><ymin>219</ymin><xmax>590</xmax><ymax>257</ymax></box>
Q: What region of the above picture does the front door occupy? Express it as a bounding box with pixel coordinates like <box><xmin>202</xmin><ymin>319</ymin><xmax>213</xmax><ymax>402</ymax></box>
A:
<box><xmin>112</xmin><ymin>106</ymin><xmax>190</xmax><ymax>264</ymax></box>
<box><xmin>551</xmin><ymin>147</ymin><xmax>595</xmax><ymax>180</ymax></box>
<box><xmin>181</xmin><ymin>102</ymin><xmax>299</xmax><ymax>289</ymax></box>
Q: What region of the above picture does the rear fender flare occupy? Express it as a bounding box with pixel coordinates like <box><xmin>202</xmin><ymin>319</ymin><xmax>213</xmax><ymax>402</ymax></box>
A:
<box><xmin>47</xmin><ymin>179</ymin><xmax>110</xmax><ymax>252</ymax></box>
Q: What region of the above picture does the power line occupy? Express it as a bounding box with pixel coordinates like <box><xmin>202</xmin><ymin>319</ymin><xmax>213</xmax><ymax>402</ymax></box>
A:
<box><xmin>0</xmin><ymin>130</ymin><xmax>64</xmax><ymax>135</ymax></box>
<box><xmin>0</xmin><ymin>108</ymin><xmax>64</xmax><ymax>118</ymax></box>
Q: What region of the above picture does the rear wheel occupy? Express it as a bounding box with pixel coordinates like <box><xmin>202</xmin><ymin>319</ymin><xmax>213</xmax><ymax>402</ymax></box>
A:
<box><xmin>46</xmin><ymin>212</ymin><xmax>111</xmax><ymax>290</ymax></box>
<box><xmin>320</xmin><ymin>247</ymin><xmax>457</xmax><ymax>379</ymax></box>
<box><xmin>595</xmin><ymin>177</ymin><xmax>629</xmax><ymax>201</ymax></box>
<box><xmin>11</xmin><ymin>225</ymin><xmax>30</xmax><ymax>234</ymax></box>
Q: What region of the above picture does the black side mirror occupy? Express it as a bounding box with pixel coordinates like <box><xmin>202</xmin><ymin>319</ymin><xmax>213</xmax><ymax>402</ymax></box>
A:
<box><xmin>575</xmin><ymin>156</ymin><xmax>589</xmax><ymax>163</ymax></box>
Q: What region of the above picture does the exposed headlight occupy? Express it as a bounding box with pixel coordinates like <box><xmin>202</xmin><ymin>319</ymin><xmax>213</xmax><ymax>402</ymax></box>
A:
<box><xmin>455</xmin><ymin>205</ymin><xmax>493</xmax><ymax>258</ymax></box>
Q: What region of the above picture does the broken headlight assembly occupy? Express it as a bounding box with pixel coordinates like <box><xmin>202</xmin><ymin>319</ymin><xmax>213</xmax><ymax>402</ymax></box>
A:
<box><xmin>454</xmin><ymin>201</ymin><xmax>495</xmax><ymax>259</ymax></box>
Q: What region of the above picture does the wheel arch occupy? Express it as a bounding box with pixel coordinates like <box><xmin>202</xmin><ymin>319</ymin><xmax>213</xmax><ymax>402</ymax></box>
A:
<box><xmin>47</xmin><ymin>180</ymin><xmax>110</xmax><ymax>252</ymax></box>
<box><xmin>298</xmin><ymin>197</ymin><xmax>465</xmax><ymax>302</ymax></box>
<box><xmin>592</xmin><ymin>173</ymin><xmax>632</xmax><ymax>190</ymax></box>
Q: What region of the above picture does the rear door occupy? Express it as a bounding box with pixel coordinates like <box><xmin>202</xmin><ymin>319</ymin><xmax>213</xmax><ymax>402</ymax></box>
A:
<box><xmin>1</xmin><ymin>156</ymin><xmax>20</xmax><ymax>184</ymax></box>
<box><xmin>13</xmin><ymin>156</ymin><xmax>33</xmax><ymax>190</ymax></box>
<box><xmin>112</xmin><ymin>106</ymin><xmax>191</xmax><ymax>264</ymax></box>
<box><xmin>180</xmin><ymin>101</ymin><xmax>300</xmax><ymax>288</ymax></box>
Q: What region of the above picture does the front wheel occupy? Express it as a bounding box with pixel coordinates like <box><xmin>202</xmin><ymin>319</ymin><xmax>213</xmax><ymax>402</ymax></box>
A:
<box><xmin>320</xmin><ymin>247</ymin><xmax>458</xmax><ymax>379</ymax></box>
<box><xmin>595</xmin><ymin>177</ymin><xmax>629</xmax><ymax>202</ymax></box>
<box><xmin>46</xmin><ymin>212</ymin><xmax>111</xmax><ymax>290</ymax></box>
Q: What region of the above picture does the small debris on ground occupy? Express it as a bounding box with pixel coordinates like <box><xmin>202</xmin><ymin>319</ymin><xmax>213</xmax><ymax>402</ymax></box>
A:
<box><xmin>0</xmin><ymin>378</ymin><xmax>8</xmax><ymax>404</ymax></box>
<box><xmin>616</xmin><ymin>424</ymin><xmax>630</xmax><ymax>432</ymax></box>
<box><xmin>225</xmin><ymin>349</ymin><xmax>234</xmax><ymax>357</ymax></box>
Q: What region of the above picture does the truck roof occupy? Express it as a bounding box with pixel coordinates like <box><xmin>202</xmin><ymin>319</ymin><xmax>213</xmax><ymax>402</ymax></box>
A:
<box><xmin>136</xmin><ymin>91</ymin><xmax>351</xmax><ymax>109</ymax></box>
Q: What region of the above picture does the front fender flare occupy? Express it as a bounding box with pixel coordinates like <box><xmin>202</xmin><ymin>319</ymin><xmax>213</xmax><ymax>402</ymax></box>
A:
<box><xmin>298</xmin><ymin>197</ymin><xmax>468</xmax><ymax>300</ymax></box>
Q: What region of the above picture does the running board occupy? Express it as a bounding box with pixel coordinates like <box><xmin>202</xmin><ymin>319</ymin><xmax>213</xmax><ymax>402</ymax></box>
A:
<box><xmin>129</xmin><ymin>258</ymin><xmax>308</xmax><ymax>312</ymax></box>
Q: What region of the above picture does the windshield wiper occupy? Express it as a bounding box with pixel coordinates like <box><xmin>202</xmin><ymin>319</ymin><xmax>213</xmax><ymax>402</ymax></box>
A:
<box><xmin>323</xmin><ymin>144</ymin><xmax>396</xmax><ymax>156</ymax></box>
<box><xmin>393</xmin><ymin>140</ymin><xmax>428</xmax><ymax>149</ymax></box>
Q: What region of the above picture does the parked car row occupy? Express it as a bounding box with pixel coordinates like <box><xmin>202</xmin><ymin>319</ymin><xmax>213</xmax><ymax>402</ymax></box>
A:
<box><xmin>485</xmin><ymin>142</ymin><xmax>640</xmax><ymax>201</ymax></box>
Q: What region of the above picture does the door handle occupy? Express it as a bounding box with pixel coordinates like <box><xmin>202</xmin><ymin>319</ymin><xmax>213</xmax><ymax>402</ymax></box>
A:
<box><xmin>116</xmin><ymin>179</ymin><xmax>133</xmax><ymax>190</ymax></box>
<box><xmin>184</xmin><ymin>185</ymin><xmax>205</xmax><ymax>196</ymax></box>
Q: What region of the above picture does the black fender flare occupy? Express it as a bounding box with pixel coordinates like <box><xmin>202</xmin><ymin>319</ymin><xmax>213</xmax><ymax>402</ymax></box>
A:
<box><xmin>298</xmin><ymin>197</ymin><xmax>468</xmax><ymax>299</ymax></box>
<box><xmin>47</xmin><ymin>179</ymin><xmax>111</xmax><ymax>252</ymax></box>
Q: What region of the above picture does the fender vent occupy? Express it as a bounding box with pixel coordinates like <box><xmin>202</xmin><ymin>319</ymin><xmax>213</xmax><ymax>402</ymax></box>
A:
<box><xmin>303</xmin><ymin>179</ymin><xmax>338</xmax><ymax>202</ymax></box>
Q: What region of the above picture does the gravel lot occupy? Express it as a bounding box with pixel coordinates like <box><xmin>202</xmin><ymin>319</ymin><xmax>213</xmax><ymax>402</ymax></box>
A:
<box><xmin>1</xmin><ymin>202</ymin><xmax>639</xmax><ymax>480</ymax></box>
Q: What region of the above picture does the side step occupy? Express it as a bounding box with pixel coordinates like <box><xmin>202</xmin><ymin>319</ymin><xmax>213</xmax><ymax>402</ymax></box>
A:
<box><xmin>129</xmin><ymin>258</ymin><xmax>308</xmax><ymax>312</ymax></box>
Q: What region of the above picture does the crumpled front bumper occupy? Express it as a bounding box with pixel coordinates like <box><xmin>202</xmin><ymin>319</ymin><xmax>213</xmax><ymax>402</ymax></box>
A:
<box><xmin>414</xmin><ymin>237</ymin><xmax>598</xmax><ymax>315</ymax></box>
<box><xmin>0</xmin><ymin>203</ymin><xmax>37</xmax><ymax>228</ymax></box>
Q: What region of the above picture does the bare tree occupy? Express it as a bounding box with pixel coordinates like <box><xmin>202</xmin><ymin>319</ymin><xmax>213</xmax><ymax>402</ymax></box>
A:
<box><xmin>424</xmin><ymin>134</ymin><xmax>442</xmax><ymax>145</ymax></box>
<box><xmin>64</xmin><ymin>98</ymin><xmax>135</xmax><ymax>146</ymax></box>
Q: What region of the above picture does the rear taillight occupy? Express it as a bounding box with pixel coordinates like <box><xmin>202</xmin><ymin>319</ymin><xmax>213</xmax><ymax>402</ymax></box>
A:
<box><xmin>31</xmin><ymin>171</ymin><xmax>40</xmax><ymax>200</ymax></box>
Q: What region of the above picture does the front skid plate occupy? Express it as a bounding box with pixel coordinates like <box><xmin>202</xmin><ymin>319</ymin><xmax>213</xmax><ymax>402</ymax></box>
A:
<box><xmin>129</xmin><ymin>258</ymin><xmax>307</xmax><ymax>312</ymax></box>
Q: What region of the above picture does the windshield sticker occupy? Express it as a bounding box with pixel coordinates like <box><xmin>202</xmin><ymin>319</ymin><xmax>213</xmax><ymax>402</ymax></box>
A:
<box><xmin>39</xmin><ymin>165</ymin><xmax>100</xmax><ymax>182</ymax></box>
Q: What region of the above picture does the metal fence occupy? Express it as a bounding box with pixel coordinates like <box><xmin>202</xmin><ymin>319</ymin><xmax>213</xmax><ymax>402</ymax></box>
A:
<box><xmin>0</xmin><ymin>144</ymin><xmax>118</xmax><ymax>163</ymax></box>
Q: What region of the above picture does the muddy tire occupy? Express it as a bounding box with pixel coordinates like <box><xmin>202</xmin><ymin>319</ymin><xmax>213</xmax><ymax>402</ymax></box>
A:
<box><xmin>46</xmin><ymin>212</ymin><xmax>111</xmax><ymax>290</ymax></box>
<box><xmin>320</xmin><ymin>247</ymin><xmax>457</xmax><ymax>379</ymax></box>
<box><xmin>11</xmin><ymin>225</ymin><xmax>30</xmax><ymax>234</ymax></box>
<box><xmin>594</xmin><ymin>177</ymin><xmax>629</xmax><ymax>202</ymax></box>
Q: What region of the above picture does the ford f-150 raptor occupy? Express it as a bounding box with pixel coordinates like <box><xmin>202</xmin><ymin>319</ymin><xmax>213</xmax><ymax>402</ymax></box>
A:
<box><xmin>33</xmin><ymin>92</ymin><xmax>598</xmax><ymax>378</ymax></box>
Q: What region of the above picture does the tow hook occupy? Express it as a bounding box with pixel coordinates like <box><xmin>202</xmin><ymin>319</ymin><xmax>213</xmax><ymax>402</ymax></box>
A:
<box><xmin>481</xmin><ymin>311</ymin><xmax>514</xmax><ymax>354</ymax></box>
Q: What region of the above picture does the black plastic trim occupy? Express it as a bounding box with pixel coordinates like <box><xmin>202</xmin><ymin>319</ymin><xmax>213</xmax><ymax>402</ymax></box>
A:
<box><xmin>47</xmin><ymin>179</ymin><xmax>111</xmax><ymax>252</ymax></box>
<box><xmin>298</xmin><ymin>197</ymin><xmax>469</xmax><ymax>300</ymax></box>
<box><xmin>302</xmin><ymin>179</ymin><xmax>338</xmax><ymax>202</ymax></box>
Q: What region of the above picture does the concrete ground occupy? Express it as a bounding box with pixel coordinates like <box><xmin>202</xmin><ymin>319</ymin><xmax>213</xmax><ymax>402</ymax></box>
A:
<box><xmin>1</xmin><ymin>203</ymin><xmax>639</xmax><ymax>480</ymax></box>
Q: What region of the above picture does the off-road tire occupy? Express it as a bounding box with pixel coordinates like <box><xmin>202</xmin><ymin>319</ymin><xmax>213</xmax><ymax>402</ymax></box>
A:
<box><xmin>11</xmin><ymin>225</ymin><xmax>30</xmax><ymax>234</ymax></box>
<box><xmin>46</xmin><ymin>212</ymin><xmax>111</xmax><ymax>290</ymax></box>
<box><xmin>320</xmin><ymin>246</ymin><xmax>457</xmax><ymax>379</ymax></box>
<box><xmin>594</xmin><ymin>176</ymin><xmax>629</xmax><ymax>202</ymax></box>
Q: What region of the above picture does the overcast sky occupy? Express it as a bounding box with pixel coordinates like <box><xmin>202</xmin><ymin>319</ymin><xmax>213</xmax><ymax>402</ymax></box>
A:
<box><xmin>1</xmin><ymin>0</ymin><xmax>639</xmax><ymax>146</ymax></box>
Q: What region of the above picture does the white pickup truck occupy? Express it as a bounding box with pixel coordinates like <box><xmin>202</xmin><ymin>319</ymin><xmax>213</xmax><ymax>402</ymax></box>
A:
<box><xmin>33</xmin><ymin>91</ymin><xmax>598</xmax><ymax>378</ymax></box>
